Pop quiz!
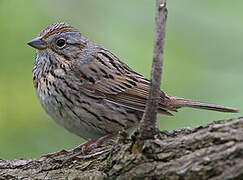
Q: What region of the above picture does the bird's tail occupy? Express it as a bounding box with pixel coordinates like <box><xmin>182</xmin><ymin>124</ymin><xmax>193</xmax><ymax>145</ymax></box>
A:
<box><xmin>168</xmin><ymin>96</ymin><xmax>239</xmax><ymax>113</ymax></box>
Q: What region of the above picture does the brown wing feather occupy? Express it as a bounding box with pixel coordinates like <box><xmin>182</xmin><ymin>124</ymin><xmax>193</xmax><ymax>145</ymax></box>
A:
<box><xmin>71</xmin><ymin>48</ymin><xmax>174</xmax><ymax>115</ymax></box>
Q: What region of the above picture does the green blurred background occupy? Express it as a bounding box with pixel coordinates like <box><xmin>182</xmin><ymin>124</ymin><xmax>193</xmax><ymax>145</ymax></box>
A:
<box><xmin>0</xmin><ymin>0</ymin><xmax>242</xmax><ymax>159</ymax></box>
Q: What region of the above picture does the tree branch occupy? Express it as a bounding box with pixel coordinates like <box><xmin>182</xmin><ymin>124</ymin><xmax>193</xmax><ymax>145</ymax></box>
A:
<box><xmin>1</xmin><ymin>2</ymin><xmax>241</xmax><ymax>180</ymax></box>
<box><xmin>139</xmin><ymin>0</ymin><xmax>168</xmax><ymax>138</ymax></box>
<box><xmin>1</xmin><ymin>117</ymin><xmax>243</xmax><ymax>179</ymax></box>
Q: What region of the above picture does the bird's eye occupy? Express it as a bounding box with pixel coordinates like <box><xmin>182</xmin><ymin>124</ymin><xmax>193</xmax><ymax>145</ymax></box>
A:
<box><xmin>56</xmin><ymin>38</ymin><xmax>66</xmax><ymax>48</ymax></box>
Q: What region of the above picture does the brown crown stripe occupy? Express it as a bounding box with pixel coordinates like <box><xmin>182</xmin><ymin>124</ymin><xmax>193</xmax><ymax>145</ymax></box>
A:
<box><xmin>39</xmin><ymin>23</ymin><xmax>78</xmax><ymax>39</ymax></box>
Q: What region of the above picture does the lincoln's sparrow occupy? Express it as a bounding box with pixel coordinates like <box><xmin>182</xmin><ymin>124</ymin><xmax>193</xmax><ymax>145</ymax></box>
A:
<box><xmin>28</xmin><ymin>23</ymin><xmax>238</xmax><ymax>141</ymax></box>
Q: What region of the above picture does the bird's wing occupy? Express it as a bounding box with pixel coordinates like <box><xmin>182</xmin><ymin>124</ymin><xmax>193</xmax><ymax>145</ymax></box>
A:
<box><xmin>71</xmin><ymin>48</ymin><xmax>176</xmax><ymax>115</ymax></box>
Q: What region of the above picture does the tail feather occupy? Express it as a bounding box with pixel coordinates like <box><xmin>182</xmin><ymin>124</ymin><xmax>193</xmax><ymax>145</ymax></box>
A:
<box><xmin>168</xmin><ymin>96</ymin><xmax>239</xmax><ymax>113</ymax></box>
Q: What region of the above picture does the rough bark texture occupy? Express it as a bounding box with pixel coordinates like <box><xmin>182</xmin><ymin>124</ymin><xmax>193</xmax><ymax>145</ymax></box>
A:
<box><xmin>1</xmin><ymin>117</ymin><xmax>243</xmax><ymax>180</ymax></box>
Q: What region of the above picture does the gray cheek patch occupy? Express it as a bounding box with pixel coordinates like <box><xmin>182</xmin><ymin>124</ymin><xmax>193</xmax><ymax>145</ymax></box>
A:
<box><xmin>65</xmin><ymin>32</ymin><xmax>84</xmax><ymax>45</ymax></box>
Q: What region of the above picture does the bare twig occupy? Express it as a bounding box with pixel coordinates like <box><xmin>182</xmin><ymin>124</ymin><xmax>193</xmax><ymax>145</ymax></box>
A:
<box><xmin>139</xmin><ymin>0</ymin><xmax>168</xmax><ymax>139</ymax></box>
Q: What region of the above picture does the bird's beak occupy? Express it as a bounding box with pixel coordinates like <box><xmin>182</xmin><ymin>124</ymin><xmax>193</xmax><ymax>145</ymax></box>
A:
<box><xmin>27</xmin><ymin>37</ymin><xmax>47</xmax><ymax>50</ymax></box>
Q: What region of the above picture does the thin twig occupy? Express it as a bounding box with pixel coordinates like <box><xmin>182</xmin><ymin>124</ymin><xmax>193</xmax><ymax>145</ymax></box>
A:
<box><xmin>139</xmin><ymin>0</ymin><xmax>168</xmax><ymax>139</ymax></box>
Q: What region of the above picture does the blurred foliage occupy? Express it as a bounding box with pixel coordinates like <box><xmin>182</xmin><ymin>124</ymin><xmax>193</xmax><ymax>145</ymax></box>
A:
<box><xmin>0</xmin><ymin>0</ymin><xmax>242</xmax><ymax>159</ymax></box>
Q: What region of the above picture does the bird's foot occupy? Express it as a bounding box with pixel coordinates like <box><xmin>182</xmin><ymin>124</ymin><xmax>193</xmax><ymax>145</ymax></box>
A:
<box><xmin>41</xmin><ymin>134</ymin><xmax>113</xmax><ymax>159</ymax></box>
